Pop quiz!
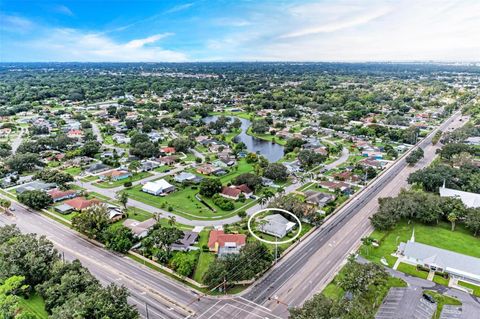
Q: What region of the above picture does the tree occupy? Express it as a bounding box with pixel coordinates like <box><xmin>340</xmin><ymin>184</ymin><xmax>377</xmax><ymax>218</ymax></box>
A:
<box><xmin>406</xmin><ymin>148</ymin><xmax>424</xmax><ymax>166</ymax></box>
<box><xmin>33</xmin><ymin>169</ymin><xmax>74</xmax><ymax>188</ymax></box>
<box><xmin>338</xmin><ymin>259</ymin><xmax>388</xmax><ymax>295</ymax></box>
<box><xmin>263</xmin><ymin>163</ymin><xmax>288</xmax><ymax>182</ymax></box>
<box><xmin>465</xmin><ymin>208</ymin><xmax>480</xmax><ymax>237</ymax></box>
<box><xmin>439</xmin><ymin>143</ymin><xmax>475</xmax><ymax>160</ymax></box>
<box><xmin>168</xmin><ymin>215</ymin><xmax>176</xmax><ymax>226</ymax></box>
<box><xmin>142</xmin><ymin>225</ymin><xmax>183</xmax><ymax>263</ymax></box>
<box><xmin>103</xmin><ymin>225</ymin><xmax>134</xmax><ymax>253</ymax></box>
<box><xmin>0</xmin><ymin>226</ymin><xmax>59</xmax><ymax>286</ymax></box>
<box><xmin>168</xmin><ymin>138</ymin><xmax>194</xmax><ymax>153</ymax></box>
<box><xmin>289</xmin><ymin>293</ymin><xmax>336</xmax><ymax>319</ymax></box>
<box><xmin>169</xmin><ymin>252</ymin><xmax>196</xmax><ymax>277</ymax></box>
<box><xmin>447</xmin><ymin>212</ymin><xmax>457</xmax><ymax>231</ymax></box>
<box><xmin>17</xmin><ymin>190</ymin><xmax>53</xmax><ymax>210</ymax></box>
<box><xmin>0</xmin><ymin>275</ymin><xmax>32</xmax><ymax>319</ymax></box>
<box><xmin>298</xmin><ymin>149</ymin><xmax>326</xmax><ymax>168</ymax></box>
<box><xmin>232</xmin><ymin>173</ymin><xmax>262</xmax><ymax>191</ymax></box>
<box><xmin>128</xmin><ymin>160</ymin><xmax>140</xmax><ymax>174</ymax></box>
<box><xmin>72</xmin><ymin>204</ymin><xmax>110</xmax><ymax>239</ymax></box>
<box><xmin>199</xmin><ymin>178</ymin><xmax>222</xmax><ymax>197</ymax></box>
<box><xmin>251</xmin><ymin>119</ymin><xmax>269</xmax><ymax>134</ymax></box>
<box><xmin>0</xmin><ymin>198</ymin><xmax>11</xmax><ymax>213</ymax></box>
<box><xmin>117</xmin><ymin>192</ymin><xmax>129</xmax><ymax>211</ymax></box>
<box><xmin>284</xmin><ymin>137</ymin><xmax>306</xmax><ymax>153</ymax></box>
<box><xmin>81</xmin><ymin>140</ymin><xmax>101</xmax><ymax>157</ymax></box>
<box><xmin>6</xmin><ymin>153</ymin><xmax>43</xmax><ymax>173</ymax></box>
<box><xmin>130</xmin><ymin>141</ymin><xmax>158</xmax><ymax>158</ymax></box>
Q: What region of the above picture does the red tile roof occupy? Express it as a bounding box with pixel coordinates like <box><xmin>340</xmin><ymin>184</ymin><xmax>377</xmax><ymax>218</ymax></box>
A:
<box><xmin>64</xmin><ymin>197</ymin><xmax>101</xmax><ymax>211</ymax></box>
<box><xmin>208</xmin><ymin>230</ymin><xmax>246</xmax><ymax>249</ymax></box>
<box><xmin>160</xmin><ymin>147</ymin><xmax>176</xmax><ymax>153</ymax></box>
<box><xmin>235</xmin><ymin>184</ymin><xmax>252</xmax><ymax>194</ymax></box>
<box><xmin>221</xmin><ymin>187</ymin><xmax>241</xmax><ymax>198</ymax></box>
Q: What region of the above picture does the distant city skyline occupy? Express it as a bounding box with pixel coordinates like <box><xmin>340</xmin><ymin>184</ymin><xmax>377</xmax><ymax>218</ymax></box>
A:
<box><xmin>1</xmin><ymin>0</ymin><xmax>479</xmax><ymax>62</ymax></box>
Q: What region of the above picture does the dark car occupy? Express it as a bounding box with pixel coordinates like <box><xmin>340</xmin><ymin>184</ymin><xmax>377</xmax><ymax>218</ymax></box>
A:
<box><xmin>423</xmin><ymin>293</ymin><xmax>436</xmax><ymax>303</ymax></box>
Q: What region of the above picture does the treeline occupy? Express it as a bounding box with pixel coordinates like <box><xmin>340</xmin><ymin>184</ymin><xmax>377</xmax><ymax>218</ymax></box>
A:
<box><xmin>370</xmin><ymin>190</ymin><xmax>480</xmax><ymax>236</ymax></box>
<box><xmin>0</xmin><ymin>225</ymin><xmax>138</xmax><ymax>318</ymax></box>
<box><xmin>289</xmin><ymin>259</ymin><xmax>392</xmax><ymax>319</ymax></box>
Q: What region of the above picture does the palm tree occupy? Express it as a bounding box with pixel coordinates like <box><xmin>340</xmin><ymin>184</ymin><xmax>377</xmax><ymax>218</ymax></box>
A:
<box><xmin>128</xmin><ymin>160</ymin><xmax>141</xmax><ymax>175</ymax></box>
<box><xmin>168</xmin><ymin>215</ymin><xmax>176</xmax><ymax>227</ymax></box>
<box><xmin>448</xmin><ymin>212</ymin><xmax>457</xmax><ymax>231</ymax></box>
<box><xmin>277</xmin><ymin>187</ymin><xmax>285</xmax><ymax>197</ymax></box>
<box><xmin>117</xmin><ymin>192</ymin><xmax>129</xmax><ymax>211</ymax></box>
<box><xmin>259</xmin><ymin>196</ymin><xmax>267</xmax><ymax>208</ymax></box>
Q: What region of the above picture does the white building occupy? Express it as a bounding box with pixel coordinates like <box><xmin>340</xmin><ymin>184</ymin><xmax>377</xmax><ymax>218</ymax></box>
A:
<box><xmin>258</xmin><ymin>214</ymin><xmax>296</xmax><ymax>238</ymax></box>
<box><xmin>439</xmin><ymin>185</ymin><xmax>480</xmax><ymax>208</ymax></box>
<box><xmin>142</xmin><ymin>179</ymin><xmax>175</xmax><ymax>196</ymax></box>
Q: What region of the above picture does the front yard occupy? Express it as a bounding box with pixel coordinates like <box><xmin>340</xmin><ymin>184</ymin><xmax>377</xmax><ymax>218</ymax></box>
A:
<box><xmin>93</xmin><ymin>171</ymin><xmax>152</xmax><ymax>188</ymax></box>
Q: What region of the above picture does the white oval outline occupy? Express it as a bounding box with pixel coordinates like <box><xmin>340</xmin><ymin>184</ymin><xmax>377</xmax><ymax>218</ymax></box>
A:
<box><xmin>247</xmin><ymin>208</ymin><xmax>302</xmax><ymax>245</ymax></box>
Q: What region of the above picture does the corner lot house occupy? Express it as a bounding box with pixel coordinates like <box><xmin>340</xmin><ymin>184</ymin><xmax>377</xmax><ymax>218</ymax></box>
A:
<box><xmin>258</xmin><ymin>214</ymin><xmax>296</xmax><ymax>238</ymax></box>
<box><xmin>63</xmin><ymin>197</ymin><xmax>101</xmax><ymax>211</ymax></box>
<box><xmin>208</xmin><ymin>230</ymin><xmax>246</xmax><ymax>256</ymax></box>
<box><xmin>397</xmin><ymin>239</ymin><xmax>480</xmax><ymax>284</ymax></box>
<box><xmin>47</xmin><ymin>189</ymin><xmax>78</xmax><ymax>202</ymax></box>
<box><xmin>142</xmin><ymin>179</ymin><xmax>175</xmax><ymax>196</ymax></box>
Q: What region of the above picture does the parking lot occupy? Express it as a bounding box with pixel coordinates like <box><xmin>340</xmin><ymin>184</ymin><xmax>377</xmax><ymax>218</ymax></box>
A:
<box><xmin>375</xmin><ymin>287</ymin><xmax>440</xmax><ymax>319</ymax></box>
<box><xmin>440</xmin><ymin>305</ymin><xmax>463</xmax><ymax>319</ymax></box>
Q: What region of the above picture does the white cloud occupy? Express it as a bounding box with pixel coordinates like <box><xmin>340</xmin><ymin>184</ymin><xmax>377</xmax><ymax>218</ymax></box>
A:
<box><xmin>165</xmin><ymin>3</ymin><xmax>194</xmax><ymax>14</ymax></box>
<box><xmin>54</xmin><ymin>5</ymin><xmax>74</xmax><ymax>16</ymax></box>
<box><xmin>23</xmin><ymin>29</ymin><xmax>187</xmax><ymax>62</ymax></box>
<box><xmin>0</xmin><ymin>14</ymin><xmax>34</xmax><ymax>32</ymax></box>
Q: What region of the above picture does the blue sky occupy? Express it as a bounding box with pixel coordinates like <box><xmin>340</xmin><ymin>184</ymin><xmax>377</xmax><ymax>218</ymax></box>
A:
<box><xmin>1</xmin><ymin>0</ymin><xmax>479</xmax><ymax>62</ymax></box>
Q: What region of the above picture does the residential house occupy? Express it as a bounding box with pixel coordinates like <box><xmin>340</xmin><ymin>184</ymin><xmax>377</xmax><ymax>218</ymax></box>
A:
<box><xmin>112</xmin><ymin>133</ymin><xmax>130</xmax><ymax>144</ymax></box>
<box><xmin>359</xmin><ymin>158</ymin><xmax>385</xmax><ymax>170</ymax></box>
<box><xmin>85</xmin><ymin>163</ymin><xmax>110</xmax><ymax>174</ymax></box>
<box><xmin>67</xmin><ymin>129</ymin><xmax>84</xmax><ymax>139</ymax></box>
<box><xmin>332</xmin><ymin>171</ymin><xmax>360</xmax><ymax>183</ymax></box>
<box><xmin>47</xmin><ymin>189</ymin><xmax>78</xmax><ymax>202</ymax></box>
<box><xmin>160</xmin><ymin>147</ymin><xmax>176</xmax><ymax>155</ymax></box>
<box><xmin>158</xmin><ymin>156</ymin><xmax>177</xmax><ymax>166</ymax></box>
<box><xmin>318</xmin><ymin>181</ymin><xmax>351</xmax><ymax>193</ymax></box>
<box><xmin>100</xmin><ymin>169</ymin><xmax>132</xmax><ymax>181</ymax></box>
<box><xmin>465</xmin><ymin>137</ymin><xmax>480</xmax><ymax>146</ymax></box>
<box><xmin>16</xmin><ymin>181</ymin><xmax>56</xmax><ymax>194</ymax></box>
<box><xmin>258</xmin><ymin>214</ymin><xmax>296</xmax><ymax>238</ymax></box>
<box><xmin>63</xmin><ymin>197</ymin><xmax>101</xmax><ymax>211</ymax></box>
<box><xmin>208</xmin><ymin>230</ymin><xmax>246</xmax><ymax>256</ymax></box>
<box><xmin>139</xmin><ymin>160</ymin><xmax>159</xmax><ymax>172</ymax></box>
<box><xmin>304</xmin><ymin>190</ymin><xmax>336</xmax><ymax>207</ymax></box>
<box><xmin>220</xmin><ymin>184</ymin><xmax>253</xmax><ymax>200</ymax></box>
<box><xmin>123</xmin><ymin>218</ymin><xmax>156</xmax><ymax>239</ymax></box>
<box><xmin>142</xmin><ymin>179</ymin><xmax>175</xmax><ymax>196</ymax></box>
<box><xmin>174</xmin><ymin>172</ymin><xmax>202</xmax><ymax>184</ymax></box>
<box><xmin>196</xmin><ymin>163</ymin><xmax>221</xmax><ymax>175</ymax></box>
<box><xmin>171</xmin><ymin>231</ymin><xmax>199</xmax><ymax>251</ymax></box>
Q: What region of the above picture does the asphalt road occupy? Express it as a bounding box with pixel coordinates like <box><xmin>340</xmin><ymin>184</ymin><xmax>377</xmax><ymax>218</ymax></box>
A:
<box><xmin>242</xmin><ymin>111</ymin><xmax>468</xmax><ymax>317</ymax></box>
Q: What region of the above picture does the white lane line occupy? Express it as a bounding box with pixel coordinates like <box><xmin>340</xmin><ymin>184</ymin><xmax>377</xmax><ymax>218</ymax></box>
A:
<box><xmin>196</xmin><ymin>301</ymin><xmax>221</xmax><ymax>319</ymax></box>
<box><xmin>206</xmin><ymin>304</ymin><xmax>227</xmax><ymax>319</ymax></box>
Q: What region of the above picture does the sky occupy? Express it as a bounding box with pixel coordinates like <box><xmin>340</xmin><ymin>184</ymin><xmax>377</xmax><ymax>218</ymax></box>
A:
<box><xmin>1</xmin><ymin>0</ymin><xmax>479</xmax><ymax>62</ymax></box>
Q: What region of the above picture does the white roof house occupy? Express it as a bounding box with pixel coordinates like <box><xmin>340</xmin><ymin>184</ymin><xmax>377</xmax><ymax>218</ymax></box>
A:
<box><xmin>258</xmin><ymin>214</ymin><xmax>296</xmax><ymax>238</ymax></box>
<box><xmin>398</xmin><ymin>240</ymin><xmax>480</xmax><ymax>283</ymax></box>
<box><xmin>142</xmin><ymin>179</ymin><xmax>175</xmax><ymax>196</ymax></box>
<box><xmin>439</xmin><ymin>186</ymin><xmax>480</xmax><ymax>208</ymax></box>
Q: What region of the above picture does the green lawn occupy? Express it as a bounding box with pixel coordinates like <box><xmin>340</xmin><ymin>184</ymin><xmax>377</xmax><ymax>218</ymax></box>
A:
<box><xmin>126</xmin><ymin>206</ymin><xmax>154</xmax><ymax>222</ymax></box>
<box><xmin>19</xmin><ymin>293</ymin><xmax>49</xmax><ymax>319</ymax></box>
<box><xmin>396</xmin><ymin>263</ymin><xmax>429</xmax><ymax>279</ymax></box>
<box><xmin>245</xmin><ymin>127</ymin><xmax>287</xmax><ymax>146</ymax></box>
<box><xmin>424</xmin><ymin>290</ymin><xmax>461</xmax><ymax>319</ymax></box>
<box><xmin>64</xmin><ymin>166</ymin><xmax>82</xmax><ymax>176</ymax></box>
<box><xmin>458</xmin><ymin>281</ymin><xmax>480</xmax><ymax>297</ymax></box>
<box><xmin>359</xmin><ymin>220</ymin><xmax>480</xmax><ymax>269</ymax></box>
<box><xmin>93</xmin><ymin>172</ymin><xmax>152</xmax><ymax>188</ymax></box>
<box><xmin>80</xmin><ymin>175</ymin><xmax>99</xmax><ymax>182</ymax></box>
<box><xmin>433</xmin><ymin>275</ymin><xmax>449</xmax><ymax>286</ymax></box>
<box><xmin>154</xmin><ymin>165</ymin><xmax>173</xmax><ymax>173</ymax></box>
<box><xmin>193</xmin><ymin>251</ymin><xmax>215</xmax><ymax>283</ymax></box>
<box><xmin>124</xmin><ymin>184</ymin><xmax>246</xmax><ymax>220</ymax></box>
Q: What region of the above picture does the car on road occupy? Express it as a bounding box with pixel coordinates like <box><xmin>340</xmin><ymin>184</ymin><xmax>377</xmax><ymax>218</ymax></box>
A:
<box><xmin>9</xmin><ymin>207</ymin><xmax>15</xmax><ymax>211</ymax></box>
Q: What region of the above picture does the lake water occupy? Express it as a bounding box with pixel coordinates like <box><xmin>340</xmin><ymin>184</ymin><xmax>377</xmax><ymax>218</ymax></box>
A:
<box><xmin>202</xmin><ymin>115</ymin><xmax>285</xmax><ymax>162</ymax></box>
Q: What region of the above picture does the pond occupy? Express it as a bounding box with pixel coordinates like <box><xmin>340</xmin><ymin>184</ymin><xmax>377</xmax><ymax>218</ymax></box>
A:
<box><xmin>203</xmin><ymin>115</ymin><xmax>285</xmax><ymax>162</ymax></box>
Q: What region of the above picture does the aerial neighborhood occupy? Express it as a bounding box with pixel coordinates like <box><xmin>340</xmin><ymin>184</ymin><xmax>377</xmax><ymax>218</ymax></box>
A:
<box><xmin>0</xmin><ymin>61</ymin><xmax>479</xmax><ymax>319</ymax></box>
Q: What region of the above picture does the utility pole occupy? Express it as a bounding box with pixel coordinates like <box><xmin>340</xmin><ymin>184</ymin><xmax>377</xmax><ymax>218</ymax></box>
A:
<box><xmin>275</xmin><ymin>236</ymin><xmax>278</xmax><ymax>264</ymax></box>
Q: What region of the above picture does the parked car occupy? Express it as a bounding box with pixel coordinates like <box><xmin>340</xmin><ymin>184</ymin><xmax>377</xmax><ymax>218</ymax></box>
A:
<box><xmin>423</xmin><ymin>293</ymin><xmax>436</xmax><ymax>304</ymax></box>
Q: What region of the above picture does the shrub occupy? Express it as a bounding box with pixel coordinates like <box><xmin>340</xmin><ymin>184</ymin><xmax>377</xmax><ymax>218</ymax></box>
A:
<box><xmin>212</xmin><ymin>194</ymin><xmax>234</xmax><ymax>210</ymax></box>
<box><xmin>237</xmin><ymin>210</ymin><xmax>247</xmax><ymax>218</ymax></box>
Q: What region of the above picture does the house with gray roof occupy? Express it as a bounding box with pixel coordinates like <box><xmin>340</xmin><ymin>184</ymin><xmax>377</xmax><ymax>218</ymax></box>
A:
<box><xmin>16</xmin><ymin>181</ymin><xmax>56</xmax><ymax>194</ymax></box>
<box><xmin>171</xmin><ymin>231</ymin><xmax>199</xmax><ymax>251</ymax></box>
<box><xmin>258</xmin><ymin>214</ymin><xmax>296</xmax><ymax>238</ymax></box>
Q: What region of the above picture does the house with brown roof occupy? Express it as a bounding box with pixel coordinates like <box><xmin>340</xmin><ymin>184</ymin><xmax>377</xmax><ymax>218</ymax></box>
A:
<box><xmin>333</xmin><ymin>171</ymin><xmax>360</xmax><ymax>183</ymax></box>
<box><xmin>160</xmin><ymin>147</ymin><xmax>176</xmax><ymax>154</ymax></box>
<box><xmin>220</xmin><ymin>184</ymin><xmax>253</xmax><ymax>200</ymax></box>
<box><xmin>158</xmin><ymin>156</ymin><xmax>177</xmax><ymax>166</ymax></box>
<box><xmin>208</xmin><ymin>230</ymin><xmax>246</xmax><ymax>256</ymax></box>
<box><xmin>63</xmin><ymin>197</ymin><xmax>101</xmax><ymax>211</ymax></box>
<box><xmin>196</xmin><ymin>163</ymin><xmax>221</xmax><ymax>175</ymax></box>
<box><xmin>318</xmin><ymin>181</ymin><xmax>351</xmax><ymax>193</ymax></box>
<box><xmin>47</xmin><ymin>188</ymin><xmax>78</xmax><ymax>202</ymax></box>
